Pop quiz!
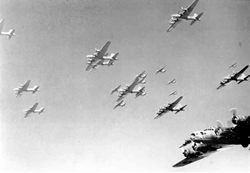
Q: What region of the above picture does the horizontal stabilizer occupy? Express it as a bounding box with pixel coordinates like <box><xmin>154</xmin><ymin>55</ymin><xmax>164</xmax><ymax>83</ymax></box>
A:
<box><xmin>238</xmin><ymin>74</ymin><xmax>250</xmax><ymax>84</ymax></box>
<box><xmin>8</xmin><ymin>29</ymin><xmax>15</xmax><ymax>39</ymax></box>
<box><xmin>245</xmin><ymin>74</ymin><xmax>250</xmax><ymax>80</ymax></box>
<box><xmin>196</xmin><ymin>12</ymin><xmax>204</xmax><ymax>20</ymax></box>
<box><xmin>190</xmin><ymin>12</ymin><xmax>204</xmax><ymax>25</ymax></box>
<box><xmin>190</xmin><ymin>20</ymin><xmax>196</xmax><ymax>26</ymax></box>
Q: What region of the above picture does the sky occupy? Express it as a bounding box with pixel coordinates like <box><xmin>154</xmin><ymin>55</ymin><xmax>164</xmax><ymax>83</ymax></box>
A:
<box><xmin>0</xmin><ymin>0</ymin><xmax>250</xmax><ymax>172</ymax></box>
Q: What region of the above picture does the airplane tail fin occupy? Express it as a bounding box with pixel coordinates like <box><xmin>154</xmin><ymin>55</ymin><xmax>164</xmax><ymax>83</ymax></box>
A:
<box><xmin>196</xmin><ymin>12</ymin><xmax>204</xmax><ymax>20</ymax></box>
<box><xmin>8</xmin><ymin>29</ymin><xmax>15</xmax><ymax>39</ymax></box>
<box><xmin>32</xmin><ymin>86</ymin><xmax>39</xmax><ymax>94</ymax></box>
<box><xmin>193</xmin><ymin>13</ymin><xmax>198</xmax><ymax>18</ymax></box>
<box><xmin>112</xmin><ymin>53</ymin><xmax>119</xmax><ymax>60</ymax></box>
<box><xmin>190</xmin><ymin>12</ymin><xmax>204</xmax><ymax>25</ymax></box>
<box><xmin>39</xmin><ymin>108</ymin><xmax>45</xmax><ymax>114</ymax></box>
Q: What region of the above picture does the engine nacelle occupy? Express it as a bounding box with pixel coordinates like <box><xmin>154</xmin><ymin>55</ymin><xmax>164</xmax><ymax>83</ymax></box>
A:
<box><xmin>169</xmin><ymin>20</ymin><xmax>175</xmax><ymax>24</ymax></box>
<box><xmin>181</xmin><ymin>7</ymin><xmax>187</xmax><ymax>11</ymax></box>
<box><xmin>86</xmin><ymin>54</ymin><xmax>95</xmax><ymax>58</ymax></box>
<box><xmin>95</xmin><ymin>48</ymin><xmax>100</xmax><ymax>52</ymax></box>
<box><xmin>241</xmin><ymin>143</ymin><xmax>248</xmax><ymax>148</ymax></box>
<box><xmin>171</xmin><ymin>14</ymin><xmax>181</xmax><ymax>18</ymax></box>
<box><xmin>171</xmin><ymin>16</ymin><xmax>178</xmax><ymax>21</ymax></box>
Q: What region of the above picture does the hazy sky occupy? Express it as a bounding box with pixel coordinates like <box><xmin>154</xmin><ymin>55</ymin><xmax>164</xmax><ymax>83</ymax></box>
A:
<box><xmin>1</xmin><ymin>0</ymin><xmax>250</xmax><ymax>172</ymax></box>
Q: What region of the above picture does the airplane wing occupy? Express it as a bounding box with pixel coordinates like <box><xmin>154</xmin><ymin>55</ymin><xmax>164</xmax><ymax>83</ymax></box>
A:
<box><xmin>15</xmin><ymin>80</ymin><xmax>31</xmax><ymax>96</ymax></box>
<box><xmin>98</xmin><ymin>41</ymin><xmax>111</xmax><ymax>58</ymax></box>
<box><xmin>117</xmin><ymin>90</ymin><xmax>128</xmax><ymax>102</ymax></box>
<box><xmin>173</xmin><ymin>144</ymin><xmax>231</xmax><ymax>168</ymax></box>
<box><xmin>24</xmin><ymin>111</ymin><xmax>32</xmax><ymax>118</ymax></box>
<box><xmin>216</xmin><ymin>79</ymin><xmax>233</xmax><ymax>90</ymax></box>
<box><xmin>110</xmin><ymin>85</ymin><xmax>121</xmax><ymax>95</ymax></box>
<box><xmin>156</xmin><ymin>69</ymin><xmax>160</xmax><ymax>74</ymax></box>
<box><xmin>167</xmin><ymin>20</ymin><xmax>180</xmax><ymax>32</ymax></box>
<box><xmin>229</xmin><ymin>63</ymin><xmax>237</xmax><ymax>68</ymax></box>
<box><xmin>31</xmin><ymin>103</ymin><xmax>38</xmax><ymax>111</ymax></box>
<box><xmin>24</xmin><ymin>103</ymin><xmax>38</xmax><ymax>118</ymax></box>
<box><xmin>22</xmin><ymin>80</ymin><xmax>31</xmax><ymax>90</ymax></box>
<box><xmin>234</xmin><ymin>65</ymin><xmax>249</xmax><ymax>79</ymax></box>
<box><xmin>169</xmin><ymin>96</ymin><xmax>183</xmax><ymax>109</ymax></box>
<box><xmin>154</xmin><ymin>108</ymin><xmax>171</xmax><ymax>119</ymax></box>
<box><xmin>136</xmin><ymin>71</ymin><xmax>146</xmax><ymax>79</ymax></box>
<box><xmin>86</xmin><ymin>59</ymin><xmax>104</xmax><ymax>71</ymax></box>
<box><xmin>216</xmin><ymin>84</ymin><xmax>225</xmax><ymax>90</ymax></box>
<box><xmin>156</xmin><ymin>66</ymin><xmax>165</xmax><ymax>73</ymax></box>
<box><xmin>181</xmin><ymin>0</ymin><xmax>200</xmax><ymax>18</ymax></box>
<box><xmin>128</xmin><ymin>77</ymin><xmax>141</xmax><ymax>92</ymax></box>
<box><xmin>86</xmin><ymin>63</ymin><xmax>95</xmax><ymax>71</ymax></box>
<box><xmin>113</xmin><ymin>103</ymin><xmax>120</xmax><ymax>109</ymax></box>
<box><xmin>172</xmin><ymin>154</ymin><xmax>208</xmax><ymax>167</ymax></box>
<box><xmin>114</xmin><ymin>100</ymin><xmax>124</xmax><ymax>109</ymax></box>
<box><xmin>0</xmin><ymin>19</ymin><xmax>4</xmax><ymax>33</ymax></box>
<box><xmin>107</xmin><ymin>59</ymin><xmax>115</xmax><ymax>66</ymax></box>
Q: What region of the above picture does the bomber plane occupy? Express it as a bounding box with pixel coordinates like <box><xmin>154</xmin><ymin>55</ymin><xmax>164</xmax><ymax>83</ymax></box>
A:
<box><xmin>217</xmin><ymin>65</ymin><xmax>250</xmax><ymax>89</ymax></box>
<box><xmin>116</xmin><ymin>71</ymin><xmax>147</xmax><ymax>102</ymax></box>
<box><xmin>24</xmin><ymin>103</ymin><xmax>45</xmax><ymax>118</ymax></box>
<box><xmin>86</xmin><ymin>41</ymin><xmax>119</xmax><ymax>71</ymax></box>
<box><xmin>173</xmin><ymin>108</ymin><xmax>250</xmax><ymax>167</ymax></box>
<box><xmin>229</xmin><ymin>62</ymin><xmax>237</xmax><ymax>69</ymax></box>
<box><xmin>155</xmin><ymin>96</ymin><xmax>184</xmax><ymax>119</ymax></box>
<box><xmin>169</xmin><ymin>91</ymin><xmax>177</xmax><ymax>96</ymax></box>
<box><xmin>167</xmin><ymin>0</ymin><xmax>204</xmax><ymax>32</ymax></box>
<box><xmin>167</xmin><ymin>79</ymin><xmax>176</xmax><ymax>85</ymax></box>
<box><xmin>14</xmin><ymin>80</ymin><xmax>39</xmax><ymax>97</ymax></box>
<box><xmin>156</xmin><ymin>66</ymin><xmax>166</xmax><ymax>74</ymax></box>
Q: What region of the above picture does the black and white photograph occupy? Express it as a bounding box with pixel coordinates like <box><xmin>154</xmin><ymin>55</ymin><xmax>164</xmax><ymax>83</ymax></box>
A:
<box><xmin>1</xmin><ymin>0</ymin><xmax>250</xmax><ymax>172</ymax></box>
